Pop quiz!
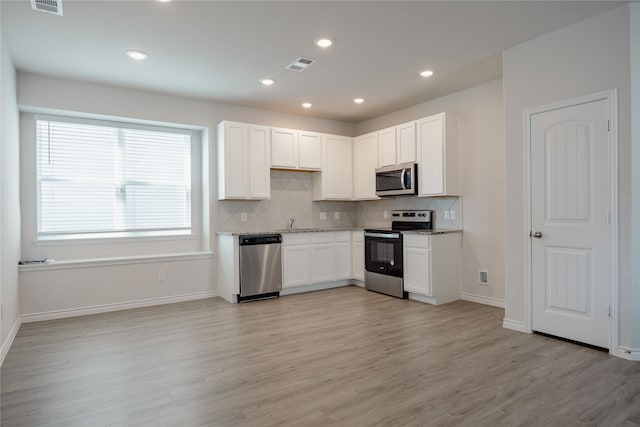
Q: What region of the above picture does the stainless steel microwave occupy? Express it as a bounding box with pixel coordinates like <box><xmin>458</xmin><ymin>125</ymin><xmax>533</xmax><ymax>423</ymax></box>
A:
<box><xmin>375</xmin><ymin>162</ymin><xmax>417</xmax><ymax>196</ymax></box>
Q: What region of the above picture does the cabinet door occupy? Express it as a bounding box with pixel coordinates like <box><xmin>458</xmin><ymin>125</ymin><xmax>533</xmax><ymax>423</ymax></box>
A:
<box><xmin>403</xmin><ymin>246</ymin><xmax>432</xmax><ymax>296</ymax></box>
<box><xmin>219</xmin><ymin>122</ymin><xmax>247</xmax><ymax>199</ymax></box>
<box><xmin>353</xmin><ymin>132</ymin><xmax>379</xmax><ymax>200</ymax></box>
<box><xmin>351</xmin><ymin>241</ymin><xmax>364</xmax><ymax>281</ymax></box>
<box><xmin>318</xmin><ymin>135</ymin><xmax>353</xmax><ymax>200</ymax></box>
<box><xmin>335</xmin><ymin>242</ymin><xmax>352</xmax><ymax>280</ymax></box>
<box><xmin>271</xmin><ymin>128</ymin><xmax>298</xmax><ymax>168</ymax></box>
<box><xmin>311</xmin><ymin>243</ymin><xmax>336</xmax><ymax>283</ymax></box>
<box><xmin>378</xmin><ymin>127</ymin><xmax>396</xmax><ymax>167</ymax></box>
<box><xmin>298</xmin><ymin>131</ymin><xmax>322</xmax><ymax>170</ymax></box>
<box><xmin>417</xmin><ymin>115</ymin><xmax>445</xmax><ymax>196</ymax></box>
<box><xmin>396</xmin><ymin>121</ymin><xmax>416</xmax><ymax>164</ymax></box>
<box><xmin>248</xmin><ymin>125</ymin><xmax>270</xmax><ymax>199</ymax></box>
<box><xmin>283</xmin><ymin>245</ymin><xmax>310</xmax><ymax>287</ymax></box>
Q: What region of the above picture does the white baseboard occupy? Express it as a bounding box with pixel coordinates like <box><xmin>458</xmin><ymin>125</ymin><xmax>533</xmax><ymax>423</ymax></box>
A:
<box><xmin>1</xmin><ymin>316</ymin><xmax>22</xmax><ymax>366</ymax></box>
<box><xmin>502</xmin><ymin>317</ymin><xmax>529</xmax><ymax>333</ymax></box>
<box><xmin>461</xmin><ymin>293</ymin><xmax>505</xmax><ymax>308</ymax></box>
<box><xmin>613</xmin><ymin>346</ymin><xmax>640</xmax><ymax>361</ymax></box>
<box><xmin>21</xmin><ymin>290</ymin><xmax>219</xmax><ymax>323</ymax></box>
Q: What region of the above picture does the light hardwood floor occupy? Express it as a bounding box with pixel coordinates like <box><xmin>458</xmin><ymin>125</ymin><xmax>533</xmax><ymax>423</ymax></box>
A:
<box><xmin>2</xmin><ymin>286</ymin><xmax>639</xmax><ymax>426</ymax></box>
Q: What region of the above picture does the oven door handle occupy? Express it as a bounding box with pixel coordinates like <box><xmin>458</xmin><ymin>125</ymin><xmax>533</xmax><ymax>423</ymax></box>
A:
<box><xmin>364</xmin><ymin>231</ymin><xmax>401</xmax><ymax>239</ymax></box>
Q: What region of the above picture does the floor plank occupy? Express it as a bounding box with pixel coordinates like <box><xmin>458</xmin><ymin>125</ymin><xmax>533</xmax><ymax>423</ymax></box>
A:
<box><xmin>2</xmin><ymin>286</ymin><xmax>639</xmax><ymax>426</ymax></box>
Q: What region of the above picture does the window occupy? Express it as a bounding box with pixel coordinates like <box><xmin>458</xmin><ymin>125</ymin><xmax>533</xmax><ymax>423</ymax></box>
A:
<box><xmin>36</xmin><ymin>116</ymin><xmax>192</xmax><ymax>239</ymax></box>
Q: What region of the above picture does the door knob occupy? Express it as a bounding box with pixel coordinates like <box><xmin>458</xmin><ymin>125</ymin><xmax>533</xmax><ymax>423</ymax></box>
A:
<box><xmin>530</xmin><ymin>231</ymin><xmax>543</xmax><ymax>239</ymax></box>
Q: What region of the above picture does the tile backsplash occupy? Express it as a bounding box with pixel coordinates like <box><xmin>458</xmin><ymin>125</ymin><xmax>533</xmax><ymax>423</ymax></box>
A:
<box><xmin>217</xmin><ymin>170</ymin><xmax>357</xmax><ymax>232</ymax></box>
<box><xmin>216</xmin><ymin>170</ymin><xmax>461</xmax><ymax>232</ymax></box>
<box><xmin>356</xmin><ymin>196</ymin><xmax>461</xmax><ymax>230</ymax></box>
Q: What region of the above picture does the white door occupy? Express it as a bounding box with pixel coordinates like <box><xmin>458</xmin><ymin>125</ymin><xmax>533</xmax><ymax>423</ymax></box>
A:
<box><xmin>530</xmin><ymin>98</ymin><xmax>611</xmax><ymax>348</ymax></box>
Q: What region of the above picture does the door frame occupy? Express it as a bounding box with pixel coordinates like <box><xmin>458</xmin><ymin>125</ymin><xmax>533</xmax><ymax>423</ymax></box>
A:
<box><xmin>524</xmin><ymin>89</ymin><xmax>618</xmax><ymax>354</ymax></box>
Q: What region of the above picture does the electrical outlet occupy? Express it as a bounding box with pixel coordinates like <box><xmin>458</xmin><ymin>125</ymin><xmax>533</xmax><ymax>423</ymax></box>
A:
<box><xmin>383</xmin><ymin>210</ymin><xmax>389</xmax><ymax>219</ymax></box>
<box><xmin>158</xmin><ymin>270</ymin><xmax>165</xmax><ymax>281</ymax></box>
<box><xmin>450</xmin><ymin>210</ymin><xmax>457</xmax><ymax>220</ymax></box>
<box><xmin>444</xmin><ymin>210</ymin><xmax>451</xmax><ymax>220</ymax></box>
<box><xmin>334</xmin><ymin>211</ymin><xmax>340</xmax><ymax>219</ymax></box>
<box><xmin>240</xmin><ymin>212</ymin><xmax>247</xmax><ymax>222</ymax></box>
<box><xmin>320</xmin><ymin>212</ymin><xmax>327</xmax><ymax>220</ymax></box>
<box><xmin>479</xmin><ymin>270</ymin><xmax>489</xmax><ymax>285</ymax></box>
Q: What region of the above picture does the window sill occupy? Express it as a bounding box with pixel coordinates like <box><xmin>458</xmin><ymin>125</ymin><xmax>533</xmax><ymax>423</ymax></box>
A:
<box><xmin>34</xmin><ymin>231</ymin><xmax>195</xmax><ymax>246</ymax></box>
<box><xmin>18</xmin><ymin>251</ymin><xmax>213</xmax><ymax>272</ymax></box>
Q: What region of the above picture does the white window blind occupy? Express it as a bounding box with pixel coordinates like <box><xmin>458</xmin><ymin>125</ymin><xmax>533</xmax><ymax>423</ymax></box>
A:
<box><xmin>36</xmin><ymin>117</ymin><xmax>192</xmax><ymax>238</ymax></box>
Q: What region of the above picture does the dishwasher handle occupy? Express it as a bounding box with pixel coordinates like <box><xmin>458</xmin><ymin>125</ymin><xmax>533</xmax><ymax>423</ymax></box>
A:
<box><xmin>239</xmin><ymin>234</ymin><xmax>282</xmax><ymax>246</ymax></box>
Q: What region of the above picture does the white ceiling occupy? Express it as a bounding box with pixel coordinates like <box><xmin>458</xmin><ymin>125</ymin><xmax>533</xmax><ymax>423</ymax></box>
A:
<box><xmin>1</xmin><ymin>1</ymin><xmax>626</xmax><ymax>123</ymax></box>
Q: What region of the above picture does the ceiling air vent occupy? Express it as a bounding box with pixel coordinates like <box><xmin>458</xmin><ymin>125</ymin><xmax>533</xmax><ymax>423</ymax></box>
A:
<box><xmin>286</xmin><ymin>57</ymin><xmax>317</xmax><ymax>72</ymax></box>
<box><xmin>30</xmin><ymin>0</ymin><xmax>63</xmax><ymax>16</ymax></box>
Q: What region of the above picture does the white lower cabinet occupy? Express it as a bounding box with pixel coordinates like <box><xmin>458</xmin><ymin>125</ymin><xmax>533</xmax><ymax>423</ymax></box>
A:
<box><xmin>283</xmin><ymin>231</ymin><xmax>361</xmax><ymax>289</ymax></box>
<box><xmin>404</xmin><ymin>244</ymin><xmax>432</xmax><ymax>295</ymax></box>
<box><xmin>310</xmin><ymin>233</ymin><xmax>336</xmax><ymax>283</ymax></box>
<box><xmin>283</xmin><ymin>245</ymin><xmax>311</xmax><ymax>288</ymax></box>
<box><xmin>282</xmin><ymin>234</ymin><xmax>311</xmax><ymax>288</ymax></box>
<box><xmin>351</xmin><ymin>231</ymin><xmax>364</xmax><ymax>281</ymax></box>
<box><xmin>335</xmin><ymin>231</ymin><xmax>352</xmax><ymax>280</ymax></box>
<box><xmin>403</xmin><ymin>233</ymin><xmax>461</xmax><ymax>305</ymax></box>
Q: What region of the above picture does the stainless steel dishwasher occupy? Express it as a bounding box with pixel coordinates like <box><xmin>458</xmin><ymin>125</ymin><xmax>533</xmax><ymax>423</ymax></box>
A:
<box><xmin>238</xmin><ymin>234</ymin><xmax>282</xmax><ymax>302</ymax></box>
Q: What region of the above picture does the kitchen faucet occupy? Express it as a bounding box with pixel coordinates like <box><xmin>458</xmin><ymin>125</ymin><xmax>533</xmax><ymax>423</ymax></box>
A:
<box><xmin>288</xmin><ymin>217</ymin><xmax>295</xmax><ymax>230</ymax></box>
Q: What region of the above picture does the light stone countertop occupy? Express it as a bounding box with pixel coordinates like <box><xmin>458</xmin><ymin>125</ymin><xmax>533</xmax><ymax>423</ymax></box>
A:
<box><xmin>401</xmin><ymin>229</ymin><xmax>462</xmax><ymax>235</ymax></box>
<box><xmin>216</xmin><ymin>227</ymin><xmax>362</xmax><ymax>236</ymax></box>
<box><xmin>216</xmin><ymin>228</ymin><xmax>461</xmax><ymax>236</ymax></box>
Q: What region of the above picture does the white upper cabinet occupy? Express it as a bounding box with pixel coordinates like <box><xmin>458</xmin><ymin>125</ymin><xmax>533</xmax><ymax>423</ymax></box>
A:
<box><xmin>378</xmin><ymin>126</ymin><xmax>397</xmax><ymax>167</ymax></box>
<box><xmin>271</xmin><ymin>127</ymin><xmax>297</xmax><ymax>168</ymax></box>
<box><xmin>416</xmin><ymin>112</ymin><xmax>459</xmax><ymax>197</ymax></box>
<box><xmin>353</xmin><ymin>132</ymin><xmax>380</xmax><ymax>200</ymax></box>
<box><xmin>247</xmin><ymin>126</ymin><xmax>271</xmax><ymax>199</ymax></box>
<box><xmin>271</xmin><ymin>127</ymin><xmax>322</xmax><ymax>170</ymax></box>
<box><xmin>298</xmin><ymin>131</ymin><xmax>323</xmax><ymax>169</ymax></box>
<box><xmin>396</xmin><ymin>121</ymin><xmax>417</xmax><ymax>164</ymax></box>
<box><xmin>376</xmin><ymin>122</ymin><xmax>417</xmax><ymax>168</ymax></box>
<box><xmin>312</xmin><ymin>134</ymin><xmax>353</xmax><ymax>200</ymax></box>
<box><xmin>218</xmin><ymin>121</ymin><xmax>270</xmax><ymax>200</ymax></box>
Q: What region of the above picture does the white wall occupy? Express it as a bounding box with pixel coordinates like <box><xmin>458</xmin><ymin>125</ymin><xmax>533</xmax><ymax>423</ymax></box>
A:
<box><xmin>1</xmin><ymin>6</ymin><xmax>22</xmax><ymax>361</ymax></box>
<box><xmin>16</xmin><ymin>72</ymin><xmax>355</xmax><ymax>319</ymax></box>
<box><xmin>630</xmin><ymin>3</ymin><xmax>640</xmax><ymax>351</ymax></box>
<box><xmin>503</xmin><ymin>5</ymin><xmax>636</xmax><ymax>353</ymax></box>
<box><xmin>356</xmin><ymin>79</ymin><xmax>506</xmax><ymax>306</ymax></box>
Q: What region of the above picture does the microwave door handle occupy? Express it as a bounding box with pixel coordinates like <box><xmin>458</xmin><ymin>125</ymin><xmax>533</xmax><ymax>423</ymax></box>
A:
<box><xmin>400</xmin><ymin>169</ymin><xmax>407</xmax><ymax>190</ymax></box>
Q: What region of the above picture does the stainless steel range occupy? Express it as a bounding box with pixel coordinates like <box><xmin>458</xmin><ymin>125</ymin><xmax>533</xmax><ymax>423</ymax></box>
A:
<box><xmin>364</xmin><ymin>210</ymin><xmax>433</xmax><ymax>298</ymax></box>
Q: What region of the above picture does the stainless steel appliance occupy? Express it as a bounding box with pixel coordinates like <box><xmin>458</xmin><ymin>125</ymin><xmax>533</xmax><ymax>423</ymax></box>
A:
<box><xmin>364</xmin><ymin>210</ymin><xmax>433</xmax><ymax>298</ymax></box>
<box><xmin>375</xmin><ymin>162</ymin><xmax>417</xmax><ymax>197</ymax></box>
<box><xmin>239</xmin><ymin>234</ymin><xmax>282</xmax><ymax>302</ymax></box>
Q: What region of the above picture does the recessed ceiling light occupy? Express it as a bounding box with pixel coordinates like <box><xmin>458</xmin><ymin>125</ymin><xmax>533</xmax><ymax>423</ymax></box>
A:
<box><xmin>302</xmin><ymin>102</ymin><xmax>312</xmax><ymax>109</ymax></box>
<box><xmin>157</xmin><ymin>0</ymin><xmax>172</xmax><ymax>2</ymax></box>
<box><xmin>315</xmin><ymin>37</ymin><xmax>334</xmax><ymax>48</ymax></box>
<box><xmin>420</xmin><ymin>70</ymin><xmax>434</xmax><ymax>78</ymax></box>
<box><xmin>260</xmin><ymin>78</ymin><xmax>276</xmax><ymax>86</ymax></box>
<box><xmin>353</xmin><ymin>98</ymin><xmax>364</xmax><ymax>104</ymax></box>
<box><xmin>126</xmin><ymin>50</ymin><xmax>148</xmax><ymax>61</ymax></box>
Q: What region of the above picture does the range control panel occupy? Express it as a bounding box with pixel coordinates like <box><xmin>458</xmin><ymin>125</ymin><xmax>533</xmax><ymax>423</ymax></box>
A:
<box><xmin>390</xmin><ymin>210</ymin><xmax>432</xmax><ymax>222</ymax></box>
